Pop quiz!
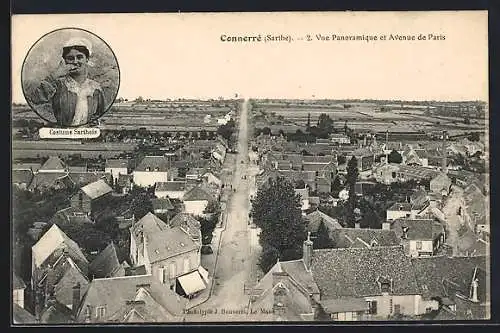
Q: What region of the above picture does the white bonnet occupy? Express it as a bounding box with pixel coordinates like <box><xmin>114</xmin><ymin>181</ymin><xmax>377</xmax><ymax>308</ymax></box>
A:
<box><xmin>63</xmin><ymin>37</ymin><xmax>93</xmax><ymax>57</ymax></box>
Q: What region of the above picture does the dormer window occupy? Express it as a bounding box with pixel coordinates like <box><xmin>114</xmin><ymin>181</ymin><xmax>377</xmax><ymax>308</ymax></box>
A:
<box><xmin>380</xmin><ymin>282</ymin><xmax>391</xmax><ymax>293</ymax></box>
<box><xmin>145</xmin><ymin>167</ymin><xmax>151</xmax><ymax>171</ymax></box>
<box><xmin>154</xmin><ymin>167</ymin><xmax>159</xmax><ymax>171</ymax></box>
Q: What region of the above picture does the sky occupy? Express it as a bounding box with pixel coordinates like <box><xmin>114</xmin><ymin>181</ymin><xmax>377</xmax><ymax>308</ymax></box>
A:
<box><xmin>11</xmin><ymin>11</ymin><xmax>488</xmax><ymax>103</ymax></box>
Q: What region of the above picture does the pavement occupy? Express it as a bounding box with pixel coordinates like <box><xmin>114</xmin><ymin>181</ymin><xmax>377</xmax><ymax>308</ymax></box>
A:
<box><xmin>183</xmin><ymin>99</ymin><xmax>265</xmax><ymax>322</ymax></box>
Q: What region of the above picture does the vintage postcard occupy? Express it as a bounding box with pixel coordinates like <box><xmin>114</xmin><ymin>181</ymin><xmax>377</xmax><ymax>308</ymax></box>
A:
<box><xmin>11</xmin><ymin>11</ymin><xmax>489</xmax><ymax>324</ymax></box>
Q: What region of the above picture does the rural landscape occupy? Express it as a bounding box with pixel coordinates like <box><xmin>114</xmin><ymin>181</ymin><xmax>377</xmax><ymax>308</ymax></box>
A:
<box><xmin>12</xmin><ymin>97</ymin><xmax>489</xmax><ymax>323</ymax></box>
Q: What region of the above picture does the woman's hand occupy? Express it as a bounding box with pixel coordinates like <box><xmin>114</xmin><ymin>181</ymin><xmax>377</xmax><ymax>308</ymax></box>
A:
<box><xmin>52</xmin><ymin>60</ymin><xmax>78</xmax><ymax>78</ymax></box>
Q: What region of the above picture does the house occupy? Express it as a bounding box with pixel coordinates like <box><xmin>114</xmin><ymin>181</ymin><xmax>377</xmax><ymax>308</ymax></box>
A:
<box><xmin>105</xmin><ymin>159</ymin><xmax>129</xmax><ymax>182</ymax></box>
<box><xmin>411</xmin><ymin>256</ymin><xmax>489</xmax><ymax>320</ymax></box>
<box><xmin>354</xmin><ymin>181</ymin><xmax>376</xmax><ymax>196</ymax></box>
<box><xmin>202</xmin><ymin>171</ymin><xmax>222</xmax><ymax>187</ymax></box>
<box><xmin>31</xmin><ymin>224</ymin><xmax>89</xmax><ymax>295</ymax></box>
<box><xmin>386</xmin><ymin>202</ymin><xmax>413</xmax><ymax>221</ymax></box>
<box><xmin>38</xmin><ymin>156</ymin><xmax>67</xmax><ymax>173</ymax></box>
<box><xmin>13</xmin><ymin>273</ymin><xmax>26</xmax><ymax>309</ymax></box>
<box><xmin>12</xmin><ymin>169</ymin><xmax>34</xmax><ymax>190</ymax></box>
<box><xmin>38</xmin><ymin>297</ymin><xmax>75</xmax><ymax>323</ymax></box>
<box><xmin>70</xmin><ymin>179</ymin><xmax>113</xmax><ymax>217</ymax></box>
<box><xmin>129</xmin><ymin>213</ymin><xmax>207</xmax><ymax>297</ymax></box>
<box><xmin>396</xmin><ymin>165</ymin><xmax>440</xmax><ymax>182</ymax></box>
<box><xmin>352</xmin><ymin>147</ymin><xmax>377</xmax><ymax>172</ymax></box>
<box><xmin>316</xmin><ymin>177</ymin><xmax>331</xmax><ymax>194</ymax></box>
<box><xmin>89</xmin><ymin>242</ymin><xmax>124</xmax><ymax>279</ymax></box>
<box><xmin>13</xmin><ymin>303</ymin><xmax>37</xmax><ymax>324</ymax></box>
<box><xmin>330</xmin><ymin>133</ymin><xmax>351</xmax><ymax>144</ymax></box>
<box><xmin>152</xmin><ymin>198</ymin><xmax>175</xmax><ymax>215</ymax></box>
<box><xmin>295</xmin><ymin>186</ymin><xmax>310</xmax><ymax>212</ymax></box>
<box><xmin>330</xmin><ymin>228</ymin><xmax>400</xmax><ymax>249</ymax></box>
<box><xmin>462</xmin><ymin>184</ymin><xmax>489</xmax><ymax>236</ymax></box>
<box><xmin>313</xmin><ymin>245</ymin><xmax>433</xmax><ymax>320</ymax></box>
<box><xmin>133</xmin><ymin>156</ymin><xmax>171</xmax><ymax>187</ymax></box>
<box><xmin>183</xmin><ymin>186</ymin><xmax>216</xmax><ymax>216</ymax></box>
<box><xmin>304</xmin><ymin>210</ymin><xmax>343</xmax><ymax>235</ymax></box>
<box><xmin>117</xmin><ymin>174</ymin><xmax>134</xmax><ymax>194</ymax></box>
<box><xmin>28</xmin><ymin>173</ymin><xmax>74</xmax><ymax>192</ymax></box>
<box><xmin>390</xmin><ymin>219</ymin><xmax>445</xmax><ymax>257</ymax></box>
<box><xmin>75</xmin><ymin>275</ymin><xmax>187</xmax><ymax>323</ymax></box>
<box><xmin>68</xmin><ymin>171</ymin><xmax>113</xmax><ymax>188</ymax></box>
<box><xmin>430</xmin><ymin>173</ymin><xmax>452</xmax><ymax>196</ymax></box>
<box><xmin>373</xmin><ymin>163</ymin><xmax>398</xmax><ymax>185</ymax></box>
<box><xmin>155</xmin><ymin>181</ymin><xmax>188</xmax><ymax>200</ymax></box>
<box><xmin>402</xmin><ymin>147</ymin><xmax>429</xmax><ymax>167</ymax></box>
<box><xmin>168</xmin><ymin>213</ymin><xmax>202</xmax><ymax>243</ymax></box>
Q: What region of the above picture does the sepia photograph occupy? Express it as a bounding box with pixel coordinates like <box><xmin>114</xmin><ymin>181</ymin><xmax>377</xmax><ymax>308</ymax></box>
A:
<box><xmin>20</xmin><ymin>28</ymin><xmax>120</xmax><ymax>127</ymax></box>
<box><xmin>11</xmin><ymin>11</ymin><xmax>489</xmax><ymax>324</ymax></box>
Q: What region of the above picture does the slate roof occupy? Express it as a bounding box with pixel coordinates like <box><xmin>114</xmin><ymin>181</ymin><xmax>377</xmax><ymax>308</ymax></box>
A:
<box><xmin>305</xmin><ymin>210</ymin><xmax>343</xmax><ymax>233</ymax></box>
<box><xmin>130</xmin><ymin>213</ymin><xmax>169</xmax><ymax>241</ymax></box>
<box><xmin>183</xmin><ymin>186</ymin><xmax>215</xmax><ymax>202</ymax></box>
<box><xmin>311</xmin><ymin>246</ymin><xmax>422</xmax><ymax>299</ymax></box>
<box><xmin>391</xmin><ymin>219</ymin><xmax>444</xmax><ymax>241</ymax></box>
<box><xmin>12</xmin><ymin>169</ymin><xmax>34</xmax><ymax>185</ymax></box>
<box><xmin>40</xmin><ymin>300</ymin><xmax>74</xmax><ymax>323</ymax></box>
<box><xmin>81</xmin><ymin>179</ymin><xmax>113</xmax><ymax>199</ymax></box>
<box><xmin>90</xmin><ymin>243</ymin><xmax>121</xmax><ymax>279</ymax></box>
<box><xmin>331</xmin><ymin>228</ymin><xmax>400</xmax><ymax>249</ymax></box>
<box><xmin>135</xmin><ymin>156</ymin><xmax>170</xmax><ymax>172</ymax></box>
<box><xmin>13</xmin><ymin>303</ymin><xmax>37</xmax><ymax>324</ymax></box>
<box><xmin>39</xmin><ymin>156</ymin><xmax>67</xmax><ymax>172</ymax></box>
<box><xmin>155</xmin><ymin>181</ymin><xmax>186</xmax><ymax>192</ymax></box>
<box><xmin>396</xmin><ymin>165</ymin><xmax>440</xmax><ymax>180</ymax></box>
<box><xmin>77</xmin><ymin>275</ymin><xmax>187</xmax><ymax>322</ymax></box>
<box><xmin>52</xmin><ymin>257</ymin><xmax>90</xmax><ymax>307</ymax></box>
<box><xmin>28</xmin><ymin>173</ymin><xmax>73</xmax><ymax>191</ymax></box>
<box><xmin>151</xmin><ymin>198</ymin><xmax>175</xmax><ymax>211</ymax></box>
<box><xmin>69</xmin><ymin>172</ymin><xmax>112</xmax><ymax>188</ymax></box>
<box><xmin>410</xmin><ymin>256</ymin><xmax>488</xmax><ymax>301</ymax></box>
<box><xmin>146</xmin><ymin>226</ymin><xmax>199</xmax><ymax>263</ymax></box>
<box><xmin>32</xmin><ymin>224</ymin><xmax>88</xmax><ymax>268</ymax></box>
<box><xmin>169</xmin><ymin>213</ymin><xmax>201</xmax><ymax>230</ymax></box>
<box><xmin>13</xmin><ymin>273</ymin><xmax>26</xmax><ymax>290</ymax></box>
<box><xmin>105</xmin><ymin>159</ymin><xmax>129</xmax><ymax>169</ymax></box>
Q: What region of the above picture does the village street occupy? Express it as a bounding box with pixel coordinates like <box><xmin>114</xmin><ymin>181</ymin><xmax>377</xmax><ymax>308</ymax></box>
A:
<box><xmin>441</xmin><ymin>185</ymin><xmax>465</xmax><ymax>255</ymax></box>
<box><xmin>184</xmin><ymin>99</ymin><xmax>262</xmax><ymax>321</ymax></box>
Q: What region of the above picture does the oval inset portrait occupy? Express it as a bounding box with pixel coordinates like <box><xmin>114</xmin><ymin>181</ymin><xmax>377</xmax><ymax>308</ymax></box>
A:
<box><xmin>21</xmin><ymin>28</ymin><xmax>120</xmax><ymax>127</ymax></box>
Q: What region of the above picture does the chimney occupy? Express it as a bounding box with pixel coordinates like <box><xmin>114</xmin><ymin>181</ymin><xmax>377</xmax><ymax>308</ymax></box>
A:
<box><xmin>303</xmin><ymin>232</ymin><xmax>313</xmax><ymax>271</ymax></box>
<box><xmin>382</xmin><ymin>221</ymin><xmax>391</xmax><ymax>230</ymax></box>
<box><xmin>72</xmin><ymin>283</ymin><xmax>81</xmax><ymax>315</ymax></box>
<box><xmin>363</xmin><ymin>135</ymin><xmax>367</xmax><ymax>147</ymax></box>
<box><xmin>471</xmin><ymin>277</ymin><xmax>479</xmax><ymax>302</ymax></box>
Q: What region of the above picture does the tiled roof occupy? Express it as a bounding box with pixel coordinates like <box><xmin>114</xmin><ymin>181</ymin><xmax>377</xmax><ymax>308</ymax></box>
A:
<box><xmin>155</xmin><ymin>181</ymin><xmax>186</xmax><ymax>192</ymax></box>
<box><xmin>391</xmin><ymin>219</ymin><xmax>444</xmax><ymax>241</ymax></box>
<box><xmin>105</xmin><ymin>159</ymin><xmax>129</xmax><ymax>169</ymax></box>
<box><xmin>183</xmin><ymin>186</ymin><xmax>215</xmax><ymax>202</ymax></box>
<box><xmin>81</xmin><ymin>179</ymin><xmax>113</xmax><ymax>199</ymax></box>
<box><xmin>410</xmin><ymin>189</ymin><xmax>429</xmax><ymax>208</ymax></box>
<box><xmin>32</xmin><ymin>224</ymin><xmax>88</xmax><ymax>269</ymax></box>
<box><xmin>464</xmin><ymin>184</ymin><xmax>488</xmax><ymax>226</ymax></box>
<box><xmin>151</xmin><ymin>198</ymin><xmax>175</xmax><ymax>211</ymax></box>
<box><xmin>397</xmin><ymin>165</ymin><xmax>440</xmax><ymax>179</ymax></box>
<box><xmin>311</xmin><ymin>246</ymin><xmax>422</xmax><ymax>299</ymax></box>
<box><xmin>39</xmin><ymin>156</ymin><xmax>66</xmax><ymax>172</ymax></box>
<box><xmin>131</xmin><ymin>213</ymin><xmax>169</xmax><ymax>239</ymax></box>
<box><xmin>68</xmin><ymin>166</ymin><xmax>87</xmax><ymax>173</ymax></box>
<box><xmin>69</xmin><ymin>172</ymin><xmax>112</xmax><ymax>188</ymax></box>
<box><xmin>388</xmin><ymin>202</ymin><xmax>412</xmax><ymax>212</ymax></box>
<box><xmin>52</xmin><ymin>257</ymin><xmax>90</xmax><ymax>307</ymax></box>
<box><xmin>305</xmin><ymin>210</ymin><xmax>343</xmax><ymax>233</ymax></box>
<box><xmin>146</xmin><ymin>227</ymin><xmax>199</xmax><ymax>263</ymax></box>
<box><xmin>331</xmin><ymin>228</ymin><xmax>400</xmax><ymax>249</ymax></box>
<box><xmin>135</xmin><ymin>156</ymin><xmax>170</xmax><ymax>172</ymax></box>
<box><xmin>90</xmin><ymin>243</ymin><xmax>121</xmax><ymax>279</ymax></box>
<box><xmin>411</xmin><ymin>256</ymin><xmax>488</xmax><ymax>301</ymax></box>
<box><xmin>169</xmin><ymin>213</ymin><xmax>201</xmax><ymax>230</ymax></box>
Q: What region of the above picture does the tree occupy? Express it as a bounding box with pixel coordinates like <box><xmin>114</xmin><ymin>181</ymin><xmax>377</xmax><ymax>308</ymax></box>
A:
<box><xmin>388</xmin><ymin>150</ymin><xmax>403</xmax><ymax>164</ymax></box>
<box><xmin>331</xmin><ymin>176</ymin><xmax>342</xmax><ymax>196</ymax></box>
<box><xmin>135</xmin><ymin>96</ymin><xmax>144</xmax><ymax>103</ymax></box>
<box><xmin>251</xmin><ymin>177</ymin><xmax>306</xmax><ymax>265</ymax></box>
<box><xmin>306</xmin><ymin>113</ymin><xmax>311</xmax><ymax>132</ymax></box>
<box><xmin>337</xmin><ymin>154</ymin><xmax>347</xmax><ymax>165</ymax></box>
<box><xmin>314</xmin><ymin>221</ymin><xmax>335</xmax><ymax>249</ymax></box>
<box><xmin>317</xmin><ymin>113</ymin><xmax>334</xmax><ymax>134</ymax></box>
<box><xmin>262</xmin><ymin>127</ymin><xmax>272</xmax><ymax>136</ymax></box>
<box><xmin>217</xmin><ymin>120</ymin><xmax>236</xmax><ymax>142</ymax></box>
<box><xmin>259</xmin><ymin>245</ymin><xmax>279</xmax><ymax>273</ymax></box>
<box><xmin>346</xmin><ymin>157</ymin><xmax>359</xmax><ymax>227</ymax></box>
<box><xmin>469</xmin><ymin>132</ymin><xmax>480</xmax><ymax>142</ymax></box>
<box><xmin>129</xmin><ymin>187</ymin><xmax>153</xmax><ymax>219</ymax></box>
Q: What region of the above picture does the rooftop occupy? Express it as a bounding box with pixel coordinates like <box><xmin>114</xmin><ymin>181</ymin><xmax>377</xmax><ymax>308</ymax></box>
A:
<box><xmin>81</xmin><ymin>179</ymin><xmax>113</xmax><ymax>199</ymax></box>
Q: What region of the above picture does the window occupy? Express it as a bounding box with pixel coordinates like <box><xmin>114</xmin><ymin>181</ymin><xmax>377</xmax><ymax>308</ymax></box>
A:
<box><xmin>381</xmin><ymin>282</ymin><xmax>391</xmax><ymax>293</ymax></box>
<box><xmin>389</xmin><ymin>298</ymin><xmax>393</xmax><ymax>313</ymax></box>
<box><xmin>331</xmin><ymin>313</ymin><xmax>338</xmax><ymax>320</ymax></box>
<box><xmin>338</xmin><ymin>312</ymin><xmax>346</xmax><ymax>321</ymax></box>
<box><xmin>394</xmin><ymin>304</ymin><xmax>401</xmax><ymax>315</ymax></box>
<box><xmin>392</xmin><ymin>172</ymin><xmax>396</xmax><ymax>178</ymax></box>
<box><xmin>345</xmin><ymin>312</ymin><xmax>353</xmax><ymax>321</ymax></box>
<box><xmin>158</xmin><ymin>267</ymin><xmax>166</xmax><ymax>283</ymax></box>
<box><xmin>367</xmin><ymin>300</ymin><xmax>378</xmax><ymax>315</ymax></box>
<box><xmin>96</xmin><ymin>306</ymin><xmax>106</xmax><ymax>319</ymax></box>
<box><xmin>425</xmin><ymin>307</ymin><xmax>432</xmax><ymax>313</ymax></box>
<box><xmin>416</xmin><ymin>241</ymin><xmax>423</xmax><ymax>250</ymax></box>
<box><xmin>351</xmin><ymin>311</ymin><xmax>358</xmax><ymax>321</ymax></box>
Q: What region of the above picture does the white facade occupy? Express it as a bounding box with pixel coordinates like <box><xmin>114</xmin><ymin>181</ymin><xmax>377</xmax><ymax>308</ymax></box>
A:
<box><xmin>386</xmin><ymin>209</ymin><xmax>413</xmax><ymax>221</ymax></box>
<box><xmin>184</xmin><ymin>200</ymin><xmax>209</xmax><ymax>216</ymax></box>
<box><xmin>105</xmin><ymin>167</ymin><xmax>128</xmax><ymax>181</ymax></box>
<box><xmin>408</xmin><ymin>240</ymin><xmax>434</xmax><ymax>257</ymax></box>
<box><xmin>133</xmin><ymin>171</ymin><xmax>169</xmax><ymax>188</ymax></box>
<box><xmin>13</xmin><ymin>288</ymin><xmax>24</xmax><ymax>308</ymax></box>
<box><xmin>155</xmin><ymin>189</ymin><xmax>185</xmax><ymax>200</ymax></box>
